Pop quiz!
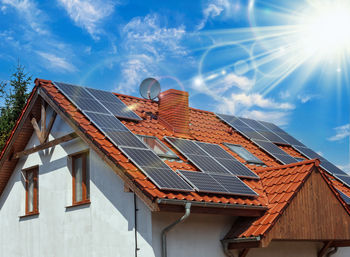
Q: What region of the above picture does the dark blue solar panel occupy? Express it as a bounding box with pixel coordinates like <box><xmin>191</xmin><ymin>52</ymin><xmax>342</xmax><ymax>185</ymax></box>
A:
<box><xmin>216</xmin><ymin>113</ymin><xmax>267</xmax><ymax>141</ymax></box>
<box><xmin>252</xmin><ymin>139</ymin><xmax>297</xmax><ymax>164</ymax></box>
<box><xmin>178</xmin><ymin>170</ymin><xmax>258</xmax><ymax>196</ymax></box>
<box><xmin>186</xmin><ymin>154</ymin><xmax>231</xmax><ymax>174</ymax></box>
<box><xmin>85</xmin><ymin>87</ymin><xmax>142</xmax><ymax>120</ymax></box>
<box><xmin>320</xmin><ymin>161</ymin><xmax>348</xmax><ymax>176</ymax></box>
<box><xmin>195</xmin><ymin>141</ymin><xmax>259</xmax><ymax>179</ymax></box>
<box><xmin>54</xmin><ymin>82</ymin><xmax>94</xmax><ymax>99</ymax></box>
<box><xmin>105</xmin><ymin>130</ymin><xmax>148</xmax><ymax>148</ymax></box>
<box><xmin>165</xmin><ymin>137</ymin><xmax>207</xmax><ymax>155</ymax></box>
<box><xmin>119</xmin><ymin>147</ymin><xmax>193</xmax><ymax>191</ymax></box>
<box><xmin>293</xmin><ymin>145</ymin><xmax>325</xmax><ymax>160</ymax></box>
<box><xmin>178</xmin><ymin>170</ymin><xmax>228</xmax><ymax>194</ymax></box>
<box><xmin>211</xmin><ymin>174</ymin><xmax>258</xmax><ymax>196</ymax></box>
<box><xmin>84</xmin><ymin>112</ymin><xmax>128</xmax><ymax>131</ymax></box>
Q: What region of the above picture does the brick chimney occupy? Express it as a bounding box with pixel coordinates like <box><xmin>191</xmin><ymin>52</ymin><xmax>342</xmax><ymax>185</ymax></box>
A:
<box><xmin>158</xmin><ymin>89</ymin><xmax>190</xmax><ymax>135</ymax></box>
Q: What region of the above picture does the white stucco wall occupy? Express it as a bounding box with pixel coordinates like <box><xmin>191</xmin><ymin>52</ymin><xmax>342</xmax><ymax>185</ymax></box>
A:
<box><xmin>0</xmin><ymin>107</ymin><xmax>143</xmax><ymax>257</ymax></box>
<box><xmin>1</xmin><ymin>106</ymin><xmax>350</xmax><ymax>257</ymax></box>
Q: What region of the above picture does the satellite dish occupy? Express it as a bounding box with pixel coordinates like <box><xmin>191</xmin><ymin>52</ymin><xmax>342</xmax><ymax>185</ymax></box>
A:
<box><xmin>139</xmin><ymin>78</ymin><xmax>161</xmax><ymax>100</ymax></box>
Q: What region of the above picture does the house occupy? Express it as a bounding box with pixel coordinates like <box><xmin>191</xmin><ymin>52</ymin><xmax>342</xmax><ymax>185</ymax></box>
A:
<box><xmin>0</xmin><ymin>78</ymin><xmax>350</xmax><ymax>257</ymax></box>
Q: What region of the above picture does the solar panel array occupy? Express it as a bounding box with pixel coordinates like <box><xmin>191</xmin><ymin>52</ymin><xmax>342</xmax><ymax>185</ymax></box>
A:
<box><xmin>178</xmin><ymin>170</ymin><xmax>258</xmax><ymax>196</ymax></box>
<box><xmin>216</xmin><ymin>113</ymin><xmax>349</xmax><ymax>181</ymax></box>
<box><xmin>165</xmin><ymin>137</ymin><xmax>259</xmax><ymax>179</ymax></box>
<box><xmin>54</xmin><ymin>82</ymin><xmax>193</xmax><ymax>191</ymax></box>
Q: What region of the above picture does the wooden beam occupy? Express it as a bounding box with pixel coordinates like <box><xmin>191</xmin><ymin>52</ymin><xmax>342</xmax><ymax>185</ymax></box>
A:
<box><xmin>239</xmin><ymin>249</ymin><xmax>250</xmax><ymax>257</ymax></box>
<box><xmin>14</xmin><ymin>132</ymin><xmax>78</xmax><ymax>159</ymax></box>
<box><xmin>31</xmin><ymin>117</ymin><xmax>43</xmax><ymax>144</ymax></box>
<box><xmin>318</xmin><ymin>241</ymin><xmax>333</xmax><ymax>257</ymax></box>
<box><xmin>40</xmin><ymin>100</ymin><xmax>46</xmax><ymax>142</ymax></box>
<box><xmin>38</xmin><ymin>88</ymin><xmax>160</xmax><ymax>212</ymax></box>
<box><xmin>43</xmin><ymin>112</ymin><xmax>57</xmax><ymax>143</ymax></box>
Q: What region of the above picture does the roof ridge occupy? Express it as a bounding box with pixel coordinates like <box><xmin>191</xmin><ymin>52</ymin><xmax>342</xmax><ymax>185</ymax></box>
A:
<box><xmin>257</xmin><ymin>159</ymin><xmax>320</xmax><ymax>172</ymax></box>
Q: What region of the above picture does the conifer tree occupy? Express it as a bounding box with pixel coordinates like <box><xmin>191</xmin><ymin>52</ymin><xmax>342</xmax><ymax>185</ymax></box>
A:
<box><xmin>0</xmin><ymin>63</ymin><xmax>31</xmax><ymax>150</ymax></box>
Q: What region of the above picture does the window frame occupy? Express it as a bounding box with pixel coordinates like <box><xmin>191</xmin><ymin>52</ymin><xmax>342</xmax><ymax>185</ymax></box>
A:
<box><xmin>224</xmin><ymin>143</ymin><xmax>265</xmax><ymax>165</ymax></box>
<box><xmin>24</xmin><ymin>166</ymin><xmax>39</xmax><ymax>216</ymax></box>
<box><xmin>70</xmin><ymin>150</ymin><xmax>90</xmax><ymax>205</ymax></box>
<box><xmin>137</xmin><ymin>135</ymin><xmax>179</xmax><ymax>159</ymax></box>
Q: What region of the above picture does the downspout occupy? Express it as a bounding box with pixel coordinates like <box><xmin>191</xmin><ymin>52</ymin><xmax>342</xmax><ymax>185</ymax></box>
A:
<box><xmin>134</xmin><ymin>193</ymin><xmax>139</xmax><ymax>257</ymax></box>
<box><xmin>326</xmin><ymin>247</ymin><xmax>338</xmax><ymax>257</ymax></box>
<box><xmin>161</xmin><ymin>203</ymin><xmax>191</xmax><ymax>257</ymax></box>
<box><xmin>222</xmin><ymin>241</ymin><xmax>235</xmax><ymax>257</ymax></box>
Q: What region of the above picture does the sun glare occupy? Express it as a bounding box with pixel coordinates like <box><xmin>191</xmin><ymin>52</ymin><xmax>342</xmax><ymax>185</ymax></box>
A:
<box><xmin>299</xmin><ymin>1</ymin><xmax>350</xmax><ymax>56</ymax></box>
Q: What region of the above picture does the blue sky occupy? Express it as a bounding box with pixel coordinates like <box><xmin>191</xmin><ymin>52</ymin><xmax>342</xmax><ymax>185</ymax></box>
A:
<box><xmin>0</xmin><ymin>0</ymin><xmax>349</xmax><ymax>171</ymax></box>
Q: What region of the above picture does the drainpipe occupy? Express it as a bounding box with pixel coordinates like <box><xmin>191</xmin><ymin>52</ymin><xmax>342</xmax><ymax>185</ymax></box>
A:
<box><xmin>161</xmin><ymin>203</ymin><xmax>191</xmax><ymax>257</ymax></box>
<box><xmin>326</xmin><ymin>247</ymin><xmax>338</xmax><ymax>257</ymax></box>
<box><xmin>222</xmin><ymin>240</ymin><xmax>235</xmax><ymax>257</ymax></box>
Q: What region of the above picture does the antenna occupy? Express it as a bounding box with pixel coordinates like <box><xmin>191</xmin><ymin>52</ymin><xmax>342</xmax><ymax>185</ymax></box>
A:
<box><xmin>139</xmin><ymin>78</ymin><xmax>161</xmax><ymax>100</ymax></box>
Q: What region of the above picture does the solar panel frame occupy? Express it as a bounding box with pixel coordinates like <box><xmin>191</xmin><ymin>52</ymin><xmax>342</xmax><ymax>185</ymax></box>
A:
<box><xmin>292</xmin><ymin>145</ymin><xmax>325</xmax><ymax>160</ymax></box>
<box><xmin>211</xmin><ymin>174</ymin><xmax>258</xmax><ymax>197</ymax></box>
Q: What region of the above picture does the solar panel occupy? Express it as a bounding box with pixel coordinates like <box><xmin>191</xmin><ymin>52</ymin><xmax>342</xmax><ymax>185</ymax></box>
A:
<box><xmin>166</xmin><ymin>137</ymin><xmax>207</xmax><ymax>155</ymax></box>
<box><xmin>215</xmin><ymin>158</ymin><xmax>259</xmax><ymax>178</ymax></box>
<box><xmin>54</xmin><ymin>82</ymin><xmax>94</xmax><ymax>99</ymax></box>
<box><xmin>119</xmin><ymin>147</ymin><xmax>193</xmax><ymax>191</ymax></box>
<box><xmin>211</xmin><ymin>174</ymin><xmax>258</xmax><ymax>196</ymax></box>
<box><xmin>178</xmin><ymin>170</ymin><xmax>258</xmax><ymax>196</ymax></box>
<box><xmin>84</xmin><ymin>112</ymin><xmax>128</xmax><ymax>131</ymax></box>
<box><xmin>320</xmin><ymin>161</ymin><xmax>348</xmax><ymax>176</ymax></box>
<box><xmin>252</xmin><ymin>139</ymin><xmax>297</xmax><ymax>164</ymax></box>
<box><xmin>195</xmin><ymin>141</ymin><xmax>259</xmax><ymax>179</ymax></box>
<box><xmin>258</xmin><ymin>120</ymin><xmax>305</xmax><ymax>147</ymax></box>
<box><xmin>186</xmin><ymin>154</ymin><xmax>231</xmax><ymax>174</ymax></box>
<box><xmin>292</xmin><ymin>145</ymin><xmax>325</xmax><ymax>160</ymax></box>
<box><xmin>335</xmin><ymin>174</ymin><xmax>350</xmax><ymax>188</ymax></box>
<box><xmin>85</xmin><ymin>87</ymin><xmax>142</xmax><ymax>120</ymax></box>
<box><xmin>73</xmin><ymin>97</ymin><xmax>110</xmax><ymax>114</ymax></box>
<box><xmin>337</xmin><ymin>189</ymin><xmax>350</xmax><ymax>205</ymax></box>
<box><xmin>178</xmin><ymin>170</ymin><xmax>228</xmax><ymax>194</ymax></box>
<box><xmin>104</xmin><ymin>130</ymin><xmax>148</xmax><ymax>148</ymax></box>
<box><xmin>216</xmin><ymin>113</ymin><xmax>268</xmax><ymax>141</ymax></box>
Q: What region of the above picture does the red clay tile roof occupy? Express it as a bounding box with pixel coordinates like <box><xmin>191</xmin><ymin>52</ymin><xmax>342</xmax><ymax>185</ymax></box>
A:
<box><xmin>1</xmin><ymin>78</ymin><xmax>350</xmax><ymax>237</ymax></box>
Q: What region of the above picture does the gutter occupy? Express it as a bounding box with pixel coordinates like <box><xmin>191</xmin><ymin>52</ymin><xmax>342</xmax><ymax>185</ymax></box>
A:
<box><xmin>161</xmin><ymin>203</ymin><xmax>191</xmax><ymax>257</ymax></box>
<box><xmin>221</xmin><ymin>237</ymin><xmax>261</xmax><ymax>257</ymax></box>
<box><xmin>156</xmin><ymin>199</ymin><xmax>267</xmax><ymax>211</ymax></box>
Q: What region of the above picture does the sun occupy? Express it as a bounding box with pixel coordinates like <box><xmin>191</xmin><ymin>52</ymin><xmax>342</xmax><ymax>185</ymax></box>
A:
<box><xmin>298</xmin><ymin>0</ymin><xmax>350</xmax><ymax>57</ymax></box>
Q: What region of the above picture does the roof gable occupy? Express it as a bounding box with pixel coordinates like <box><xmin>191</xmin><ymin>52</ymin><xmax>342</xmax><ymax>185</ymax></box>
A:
<box><xmin>262</xmin><ymin>169</ymin><xmax>350</xmax><ymax>245</ymax></box>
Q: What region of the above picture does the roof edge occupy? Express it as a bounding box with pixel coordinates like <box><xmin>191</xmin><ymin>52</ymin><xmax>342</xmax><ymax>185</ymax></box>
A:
<box><xmin>257</xmin><ymin>158</ymin><xmax>320</xmax><ymax>173</ymax></box>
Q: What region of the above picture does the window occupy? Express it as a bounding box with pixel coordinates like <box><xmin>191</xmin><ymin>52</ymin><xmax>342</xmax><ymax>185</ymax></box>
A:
<box><xmin>137</xmin><ymin>135</ymin><xmax>179</xmax><ymax>159</ymax></box>
<box><xmin>24</xmin><ymin>167</ymin><xmax>39</xmax><ymax>215</ymax></box>
<box><xmin>71</xmin><ymin>152</ymin><xmax>89</xmax><ymax>205</ymax></box>
<box><xmin>224</xmin><ymin>143</ymin><xmax>264</xmax><ymax>165</ymax></box>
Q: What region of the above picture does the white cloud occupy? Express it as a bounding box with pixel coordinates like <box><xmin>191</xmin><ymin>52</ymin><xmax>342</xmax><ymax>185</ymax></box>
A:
<box><xmin>197</xmin><ymin>0</ymin><xmax>242</xmax><ymax>30</ymax></box>
<box><xmin>57</xmin><ymin>0</ymin><xmax>116</xmax><ymax>39</ymax></box>
<box><xmin>1</xmin><ymin>0</ymin><xmax>48</xmax><ymax>34</ymax></box>
<box><xmin>222</xmin><ymin>73</ymin><xmax>254</xmax><ymax>91</ymax></box>
<box><xmin>241</xmin><ymin>110</ymin><xmax>291</xmax><ymax>126</ymax></box>
<box><xmin>116</xmin><ymin>14</ymin><xmax>188</xmax><ymax>94</ymax></box>
<box><xmin>222</xmin><ymin>93</ymin><xmax>294</xmax><ymax>110</ymax></box>
<box><xmin>36</xmin><ymin>51</ymin><xmax>77</xmax><ymax>72</ymax></box>
<box><xmin>328</xmin><ymin>124</ymin><xmax>350</xmax><ymax>141</ymax></box>
<box><xmin>197</xmin><ymin>0</ymin><xmax>228</xmax><ymax>30</ymax></box>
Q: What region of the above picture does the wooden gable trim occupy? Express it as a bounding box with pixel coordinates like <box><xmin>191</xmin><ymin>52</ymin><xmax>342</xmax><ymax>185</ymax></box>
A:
<box><xmin>38</xmin><ymin>88</ymin><xmax>160</xmax><ymax>212</ymax></box>
<box><xmin>261</xmin><ymin>168</ymin><xmax>350</xmax><ymax>247</ymax></box>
